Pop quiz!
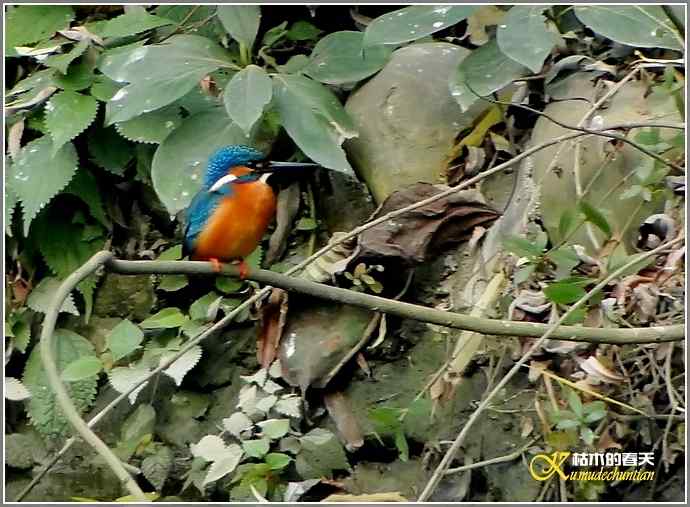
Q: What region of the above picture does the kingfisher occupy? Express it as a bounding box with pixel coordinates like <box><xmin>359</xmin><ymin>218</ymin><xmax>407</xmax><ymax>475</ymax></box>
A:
<box><xmin>183</xmin><ymin>145</ymin><xmax>317</xmax><ymax>277</ymax></box>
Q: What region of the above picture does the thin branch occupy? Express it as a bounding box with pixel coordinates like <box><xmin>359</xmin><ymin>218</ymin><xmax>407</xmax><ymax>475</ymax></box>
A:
<box><xmin>444</xmin><ymin>437</ymin><xmax>539</xmax><ymax>475</ymax></box>
<box><xmin>417</xmin><ymin>236</ymin><xmax>684</xmax><ymax>501</ymax></box>
<box><xmin>108</xmin><ymin>258</ymin><xmax>685</xmax><ymax>344</ymax></box>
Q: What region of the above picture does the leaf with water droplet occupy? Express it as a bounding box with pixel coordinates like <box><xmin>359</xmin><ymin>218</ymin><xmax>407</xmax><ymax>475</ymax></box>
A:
<box><xmin>7</xmin><ymin>136</ymin><xmax>78</xmax><ymax>236</ymax></box>
<box><xmin>223</xmin><ymin>65</ymin><xmax>272</xmax><ymax>135</ymax></box>
<box><xmin>115</xmin><ymin>104</ymin><xmax>182</xmax><ymax>144</ymax></box>
<box><xmin>45</xmin><ymin>89</ymin><xmax>99</xmax><ymax>155</ymax></box>
<box><xmin>363</xmin><ymin>5</ymin><xmax>479</xmax><ymax>46</ymax></box>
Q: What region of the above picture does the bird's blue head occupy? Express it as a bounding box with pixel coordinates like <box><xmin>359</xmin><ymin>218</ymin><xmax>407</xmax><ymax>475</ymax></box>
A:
<box><xmin>204</xmin><ymin>145</ymin><xmax>265</xmax><ymax>188</ymax></box>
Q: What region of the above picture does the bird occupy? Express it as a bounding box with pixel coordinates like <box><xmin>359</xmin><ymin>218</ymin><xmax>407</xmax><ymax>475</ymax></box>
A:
<box><xmin>183</xmin><ymin>145</ymin><xmax>318</xmax><ymax>278</ymax></box>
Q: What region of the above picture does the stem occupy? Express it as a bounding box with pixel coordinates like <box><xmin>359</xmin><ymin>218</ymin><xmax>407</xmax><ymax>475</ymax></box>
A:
<box><xmin>306</xmin><ymin>181</ymin><xmax>317</xmax><ymax>256</ymax></box>
<box><xmin>239</xmin><ymin>43</ymin><xmax>250</xmax><ymax>67</ymax></box>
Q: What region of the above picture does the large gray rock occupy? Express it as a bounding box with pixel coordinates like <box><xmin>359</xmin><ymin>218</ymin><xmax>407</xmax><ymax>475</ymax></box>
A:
<box><xmin>345</xmin><ymin>43</ymin><xmax>483</xmax><ymax>203</ymax></box>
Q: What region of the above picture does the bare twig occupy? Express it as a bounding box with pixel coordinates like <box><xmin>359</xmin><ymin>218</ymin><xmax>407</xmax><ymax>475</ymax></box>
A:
<box><xmin>417</xmin><ymin>236</ymin><xmax>684</xmax><ymax>501</ymax></box>
<box><xmin>444</xmin><ymin>437</ymin><xmax>539</xmax><ymax>475</ymax></box>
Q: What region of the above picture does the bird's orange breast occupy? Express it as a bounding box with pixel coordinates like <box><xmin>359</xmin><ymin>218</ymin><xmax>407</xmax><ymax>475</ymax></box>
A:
<box><xmin>192</xmin><ymin>179</ymin><xmax>276</xmax><ymax>261</ymax></box>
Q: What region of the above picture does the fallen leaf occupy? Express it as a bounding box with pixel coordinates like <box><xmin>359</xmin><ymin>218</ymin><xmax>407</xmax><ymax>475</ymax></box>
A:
<box><xmin>596</xmin><ymin>425</ymin><xmax>622</xmax><ymax>451</ymax></box>
<box><xmin>579</xmin><ymin>356</ymin><xmax>625</xmax><ymax>383</ymax></box>
<box><xmin>357</xmin><ymin>183</ymin><xmax>499</xmax><ymax>266</ymax></box>
<box><xmin>257</xmin><ymin>289</ymin><xmax>289</xmax><ymax>369</ymax></box>
<box><xmin>324</xmin><ymin>391</ymin><xmax>364</xmax><ymax>451</ymax></box>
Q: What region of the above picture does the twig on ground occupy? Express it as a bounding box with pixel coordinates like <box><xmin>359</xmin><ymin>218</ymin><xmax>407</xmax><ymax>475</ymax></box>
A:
<box><xmin>444</xmin><ymin>437</ymin><xmax>539</xmax><ymax>475</ymax></box>
<box><xmin>417</xmin><ymin>236</ymin><xmax>684</xmax><ymax>501</ymax></box>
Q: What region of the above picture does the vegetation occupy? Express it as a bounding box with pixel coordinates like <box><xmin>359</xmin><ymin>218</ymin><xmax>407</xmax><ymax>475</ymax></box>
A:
<box><xmin>4</xmin><ymin>4</ymin><xmax>685</xmax><ymax>502</ymax></box>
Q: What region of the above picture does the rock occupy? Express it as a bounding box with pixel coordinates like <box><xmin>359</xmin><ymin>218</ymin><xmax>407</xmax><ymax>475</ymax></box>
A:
<box><xmin>314</xmin><ymin>169</ymin><xmax>376</xmax><ymax>233</ymax></box>
<box><xmin>345</xmin><ymin>43</ymin><xmax>484</xmax><ymax>203</ymax></box>
<box><xmin>93</xmin><ymin>273</ymin><xmax>155</xmax><ymax>321</ymax></box>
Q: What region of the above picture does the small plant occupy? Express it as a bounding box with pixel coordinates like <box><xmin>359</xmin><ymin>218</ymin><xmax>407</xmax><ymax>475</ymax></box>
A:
<box><xmin>547</xmin><ymin>387</ymin><xmax>607</xmax><ymax>445</ymax></box>
<box><xmin>344</xmin><ymin>262</ymin><xmax>384</xmax><ymax>294</ymax></box>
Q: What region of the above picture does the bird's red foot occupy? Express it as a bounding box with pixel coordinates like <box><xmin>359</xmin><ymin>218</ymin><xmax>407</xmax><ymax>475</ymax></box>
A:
<box><xmin>238</xmin><ymin>260</ymin><xmax>250</xmax><ymax>280</ymax></box>
<box><xmin>209</xmin><ymin>258</ymin><xmax>223</xmax><ymax>273</ymax></box>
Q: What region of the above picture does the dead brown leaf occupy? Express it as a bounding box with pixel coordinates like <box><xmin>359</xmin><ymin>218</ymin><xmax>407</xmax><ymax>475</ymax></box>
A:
<box><xmin>257</xmin><ymin>288</ymin><xmax>289</xmax><ymax>369</ymax></box>
<box><xmin>324</xmin><ymin>391</ymin><xmax>364</xmax><ymax>451</ymax></box>
<box><xmin>356</xmin><ymin>184</ymin><xmax>500</xmax><ymax>266</ymax></box>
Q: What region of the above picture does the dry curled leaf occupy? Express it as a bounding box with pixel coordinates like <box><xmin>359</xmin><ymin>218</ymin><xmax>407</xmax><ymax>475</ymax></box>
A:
<box><xmin>257</xmin><ymin>288</ymin><xmax>289</xmax><ymax>369</ymax></box>
<box><xmin>301</xmin><ymin>232</ymin><xmax>357</xmax><ymax>283</ymax></box>
<box><xmin>357</xmin><ymin>184</ymin><xmax>500</xmax><ymax>266</ymax></box>
<box><xmin>579</xmin><ymin>356</ymin><xmax>625</xmax><ymax>383</ymax></box>
<box><xmin>324</xmin><ymin>391</ymin><xmax>364</xmax><ymax>451</ymax></box>
<box><xmin>266</xmin><ymin>183</ymin><xmax>301</xmax><ymax>265</ymax></box>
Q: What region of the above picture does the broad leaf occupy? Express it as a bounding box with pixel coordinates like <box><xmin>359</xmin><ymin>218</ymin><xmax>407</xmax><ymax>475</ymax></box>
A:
<box><xmin>449</xmin><ymin>39</ymin><xmax>528</xmax><ymax>112</ymax></box>
<box><xmin>140</xmin><ymin>308</ymin><xmax>187</xmax><ymax>329</ymax></box>
<box><xmin>7</xmin><ymin>136</ymin><xmax>78</xmax><ymax>236</ymax></box>
<box><xmin>191</xmin><ymin>435</ymin><xmax>229</xmax><ymax>462</ymax></box>
<box><xmin>27</xmin><ymin>277</ymin><xmax>79</xmax><ymax>316</ymax></box>
<box><xmin>223</xmin><ymin>412</ymin><xmax>254</xmax><ymax>437</ymax></box>
<box><xmin>242</xmin><ymin>438</ymin><xmax>270</xmax><ymax>458</ymax></box>
<box><xmin>574</xmin><ymin>6</ymin><xmax>683</xmax><ymax>51</ymax></box>
<box><xmin>158</xmin><ymin>275</ymin><xmax>189</xmax><ymax>292</ymax></box>
<box><xmin>151</xmin><ymin>108</ymin><xmax>267</xmax><ymax>215</ymax></box>
<box><xmin>203</xmin><ymin>445</ymin><xmax>243</xmax><ymax>485</ymax></box>
<box><xmin>503</xmin><ymin>235</ymin><xmax>543</xmax><ymax>258</ymax></box>
<box><xmin>544</xmin><ymin>281</ymin><xmax>586</xmax><ymax>305</ymax></box>
<box><xmin>363</xmin><ymin>5</ymin><xmax>478</xmax><ymax>46</ymax></box>
<box><xmin>6</xmin><ymin>5</ymin><xmax>74</xmax><ymax>48</ymax></box>
<box><xmin>265</xmin><ymin>453</ymin><xmax>292</xmax><ymax>470</ymax></box>
<box><xmin>90</xmin><ymin>74</ymin><xmax>122</xmax><ymax>102</ymax></box>
<box><xmin>161</xmin><ymin>345</ymin><xmax>203</xmax><ymax>386</ymax></box>
<box><xmin>106</xmin><ymin>319</ymin><xmax>144</xmax><ymax>362</ymax></box>
<box><xmin>62</xmin><ymin>356</ymin><xmax>103</xmax><ymax>382</ymax></box>
<box><xmin>108</xmin><ymin>363</ymin><xmax>151</xmax><ymax>404</ymax></box>
<box><xmin>217</xmin><ymin>5</ymin><xmax>261</xmax><ymax>49</ymax></box>
<box><xmin>224</xmin><ymin>65</ymin><xmax>272</xmax><ymax>134</ymax></box>
<box><xmin>304</xmin><ymin>31</ymin><xmax>392</xmax><ymax>85</ymax></box>
<box><xmin>5</xmin><ymin>377</ymin><xmax>32</xmax><ymax>401</ymax></box>
<box><xmin>257</xmin><ymin>419</ymin><xmax>290</xmax><ymax>440</ymax></box>
<box><xmin>273</xmin><ymin>74</ymin><xmax>356</xmax><ymax>175</ymax></box>
<box><xmin>63</xmin><ymin>168</ymin><xmax>109</xmax><ymax>227</ymax></box>
<box><xmin>497</xmin><ymin>6</ymin><xmax>558</xmax><ymax>73</ymax></box>
<box><xmin>102</xmin><ymin>10</ymin><xmax>174</xmax><ymax>38</ymax></box>
<box><xmin>99</xmin><ymin>35</ymin><xmax>233</xmax><ymax>124</ymax></box>
<box><xmin>115</xmin><ymin>105</ymin><xmax>182</xmax><ymax>144</ymax></box>
<box><xmin>142</xmin><ymin>446</ymin><xmax>173</xmax><ymax>491</ymax></box>
<box><xmin>23</xmin><ymin>329</ymin><xmax>97</xmax><ymax>437</ymax></box>
<box><xmin>45</xmin><ymin>90</ymin><xmax>99</xmax><ymax>155</ymax></box>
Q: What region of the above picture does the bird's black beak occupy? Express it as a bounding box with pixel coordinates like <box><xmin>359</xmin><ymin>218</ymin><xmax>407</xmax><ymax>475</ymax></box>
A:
<box><xmin>254</xmin><ymin>161</ymin><xmax>321</xmax><ymax>173</ymax></box>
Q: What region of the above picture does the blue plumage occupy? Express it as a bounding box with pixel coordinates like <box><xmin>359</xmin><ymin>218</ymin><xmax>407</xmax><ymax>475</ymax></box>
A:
<box><xmin>203</xmin><ymin>145</ymin><xmax>265</xmax><ymax>188</ymax></box>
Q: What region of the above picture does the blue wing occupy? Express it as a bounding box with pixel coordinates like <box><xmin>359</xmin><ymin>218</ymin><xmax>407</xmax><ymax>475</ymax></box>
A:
<box><xmin>183</xmin><ymin>186</ymin><xmax>232</xmax><ymax>256</ymax></box>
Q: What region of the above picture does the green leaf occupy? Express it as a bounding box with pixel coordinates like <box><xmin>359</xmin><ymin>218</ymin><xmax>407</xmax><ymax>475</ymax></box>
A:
<box><xmin>6</xmin><ymin>5</ymin><xmax>74</xmax><ymax>48</ymax></box>
<box><xmin>303</xmin><ymin>31</ymin><xmax>392</xmax><ymax>85</ymax></box>
<box><xmin>296</xmin><ymin>428</ymin><xmax>349</xmax><ymax>479</ymax></box>
<box><xmin>503</xmin><ymin>235</ymin><xmax>543</xmax><ymax>258</ymax></box>
<box><xmin>578</xmin><ymin>201</ymin><xmax>612</xmax><ymax>237</ymax></box>
<box><xmin>583</xmin><ymin>408</ymin><xmax>607</xmax><ymax>424</ymax></box>
<box><xmin>151</xmin><ymin>107</ymin><xmax>268</xmax><ymax>215</ymax></box>
<box><xmin>265</xmin><ymin>452</ymin><xmax>292</xmax><ymax>470</ymax></box>
<box><xmin>548</xmin><ymin>246</ymin><xmax>580</xmax><ymax>280</ymax></box>
<box><xmin>114</xmin><ymin>105</ymin><xmax>182</xmax><ymax>144</ymax></box>
<box><xmin>224</xmin><ymin>65</ymin><xmax>272</xmax><ymax>135</ymax></box>
<box><xmin>555</xmin><ymin>419</ymin><xmax>580</xmax><ymax>430</ymax></box>
<box><xmin>63</xmin><ymin>169</ymin><xmax>109</xmax><ymax>227</ymax></box>
<box><xmin>217</xmin><ymin>5</ymin><xmax>261</xmax><ymax>49</ymax></box>
<box><xmin>262</xmin><ymin>21</ymin><xmax>288</xmax><ymax>47</ymax></box>
<box><xmin>53</xmin><ymin>58</ymin><xmax>95</xmax><ymax>91</ymax></box>
<box><xmin>580</xmin><ymin>426</ymin><xmax>595</xmax><ymax>445</ymax></box>
<box><xmin>158</xmin><ymin>275</ymin><xmax>189</xmax><ymax>292</ymax></box>
<box><xmin>566</xmin><ymin>388</ymin><xmax>584</xmax><ymax>418</ymax></box>
<box><xmin>497</xmin><ymin>7</ymin><xmax>558</xmax><ymax>73</ymax></box>
<box><xmin>99</xmin><ymin>35</ymin><xmax>233</xmax><ymax>124</ymax></box>
<box><xmin>287</xmin><ymin>20</ymin><xmax>322</xmax><ymax>41</ymax></box>
<box><xmin>27</xmin><ymin>277</ymin><xmax>79</xmax><ymax>316</ymax></box>
<box><xmin>296</xmin><ymin>217</ymin><xmax>317</xmax><ymax>231</ymax></box>
<box><xmin>106</xmin><ymin>319</ymin><xmax>144</xmax><ymax>362</ymax></box>
<box><xmin>450</xmin><ymin>39</ymin><xmax>528</xmax><ymax>112</ymax></box>
<box><xmin>393</xmin><ymin>428</ymin><xmax>409</xmax><ymax>461</ymax></box>
<box><xmin>544</xmin><ymin>281</ymin><xmax>586</xmax><ymax>305</ymax></box>
<box><xmin>102</xmin><ymin>10</ymin><xmax>174</xmax><ymax>38</ymax></box>
<box><xmin>23</xmin><ymin>329</ymin><xmax>97</xmax><ymax>438</ymax></box>
<box><xmin>88</xmin><ymin>126</ymin><xmax>133</xmax><ymax>175</ymax></box>
<box><xmin>190</xmin><ymin>292</ymin><xmax>223</xmax><ymax>321</ymax></box>
<box><xmin>43</xmin><ymin>40</ymin><xmax>89</xmax><ymax>74</ymax></box>
<box><xmin>272</xmin><ymin>74</ymin><xmax>356</xmax><ymax>175</ymax></box>
<box><xmin>44</xmin><ymin>90</ymin><xmax>99</xmax><ymax>155</ymax></box>
<box><xmin>257</xmin><ymin>418</ymin><xmax>290</xmax><ymax>439</ymax></box>
<box><xmin>140</xmin><ymin>308</ymin><xmax>187</xmax><ymax>329</ymax></box>
<box><xmin>62</xmin><ymin>356</ymin><xmax>103</xmax><ymax>381</ymax></box>
<box><xmin>7</xmin><ymin>136</ymin><xmax>78</xmax><ymax>236</ymax></box>
<box><xmin>363</xmin><ymin>5</ymin><xmax>478</xmax><ymax>46</ymax></box>
<box><xmin>243</xmin><ymin>438</ymin><xmax>270</xmax><ymax>459</ymax></box>
<box><xmin>574</xmin><ymin>6</ymin><xmax>683</xmax><ymax>52</ymax></box>
<box><xmin>159</xmin><ymin>245</ymin><xmax>183</xmax><ymax>260</ymax></box>
<box><xmin>561</xmin><ymin>306</ymin><xmax>586</xmax><ymax>325</ymax></box>
<box><xmin>215</xmin><ymin>276</ymin><xmax>244</xmax><ymax>294</ymax></box>
<box><xmin>90</xmin><ymin>74</ymin><xmax>122</xmax><ymax>102</ymax></box>
<box><xmin>142</xmin><ymin>446</ymin><xmax>173</xmax><ymax>491</ymax></box>
<box><xmin>204</xmin><ymin>446</ymin><xmax>244</xmax><ymax>486</ymax></box>
<box><xmin>277</xmin><ymin>55</ymin><xmax>310</xmax><ymax>74</ymax></box>
<box><xmin>557</xmin><ymin>209</ymin><xmax>577</xmax><ymax>242</ymax></box>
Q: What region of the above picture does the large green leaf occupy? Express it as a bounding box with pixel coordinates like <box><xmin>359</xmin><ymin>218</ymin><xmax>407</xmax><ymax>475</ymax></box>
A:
<box><xmin>497</xmin><ymin>7</ymin><xmax>559</xmax><ymax>73</ymax></box>
<box><xmin>44</xmin><ymin>90</ymin><xmax>99</xmax><ymax>155</ymax></box>
<box><xmin>101</xmin><ymin>9</ymin><xmax>174</xmax><ymax>38</ymax></box>
<box><xmin>6</xmin><ymin>5</ymin><xmax>74</xmax><ymax>49</ymax></box>
<box><xmin>574</xmin><ymin>6</ymin><xmax>683</xmax><ymax>51</ymax></box>
<box><xmin>223</xmin><ymin>65</ymin><xmax>272</xmax><ymax>135</ymax></box>
<box><xmin>7</xmin><ymin>136</ymin><xmax>78</xmax><ymax>236</ymax></box>
<box><xmin>62</xmin><ymin>356</ymin><xmax>104</xmax><ymax>382</ymax></box>
<box><xmin>151</xmin><ymin>108</ymin><xmax>266</xmax><ymax>215</ymax></box>
<box><xmin>115</xmin><ymin>105</ymin><xmax>183</xmax><ymax>144</ymax></box>
<box><xmin>99</xmin><ymin>35</ymin><xmax>233</xmax><ymax>124</ymax></box>
<box><xmin>43</xmin><ymin>40</ymin><xmax>89</xmax><ymax>74</ymax></box>
<box><xmin>106</xmin><ymin>319</ymin><xmax>144</xmax><ymax>362</ymax></box>
<box><xmin>363</xmin><ymin>5</ymin><xmax>478</xmax><ymax>46</ymax></box>
<box><xmin>140</xmin><ymin>308</ymin><xmax>187</xmax><ymax>329</ymax></box>
<box><xmin>63</xmin><ymin>169</ymin><xmax>108</xmax><ymax>227</ymax></box>
<box><xmin>272</xmin><ymin>74</ymin><xmax>356</xmax><ymax>175</ymax></box>
<box><xmin>303</xmin><ymin>31</ymin><xmax>392</xmax><ymax>85</ymax></box>
<box><xmin>27</xmin><ymin>277</ymin><xmax>79</xmax><ymax>316</ymax></box>
<box><xmin>449</xmin><ymin>39</ymin><xmax>528</xmax><ymax>112</ymax></box>
<box><xmin>23</xmin><ymin>329</ymin><xmax>98</xmax><ymax>438</ymax></box>
<box><xmin>217</xmin><ymin>5</ymin><xmax>261</xmax><ymax>48</ymax></box>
